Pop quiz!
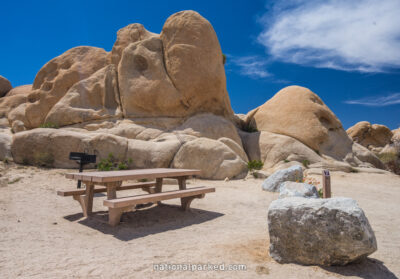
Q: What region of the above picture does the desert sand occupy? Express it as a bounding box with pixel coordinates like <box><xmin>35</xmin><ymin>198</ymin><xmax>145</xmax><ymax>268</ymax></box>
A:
<box><xmin>0</xmin><ymin>163</ymin><xmax>399</xmax><ymax>279</ymax></box>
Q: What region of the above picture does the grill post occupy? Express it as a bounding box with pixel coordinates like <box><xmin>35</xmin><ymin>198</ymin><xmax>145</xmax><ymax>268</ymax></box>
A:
<box><xmin>77</xmin><ymin>160</ymin><xmax>84</xmax><ymax>188</ymax></box>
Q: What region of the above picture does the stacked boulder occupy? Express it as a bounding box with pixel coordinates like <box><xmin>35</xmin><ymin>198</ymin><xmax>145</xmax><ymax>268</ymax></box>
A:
<box><xmin>0</xmin><ymin>76</ymin><xmax>12</xmax><ymax>97</ymax></box>
<box><xmin>347</xmin><ymin>121</ymin><xmax>400</xmax><ymax>174</ymax></box>
<box><xmin>7</xmin><ymin>11</ymin><xmax>232</xmax><ymax>130</ymax></box>
<box><xmin>1</xmin><ymin>11</ymin><xmax>248</xmax><ymax>179</ymax></box>
<box><xmin>347</xmin><ymin>121</ymin><xmax>393</xmax><ymax>150</ymax></box>
<box><xmin>240</xmin><ymin>86</ymin><xmax>385</xmax><ymax>175</ymax></box>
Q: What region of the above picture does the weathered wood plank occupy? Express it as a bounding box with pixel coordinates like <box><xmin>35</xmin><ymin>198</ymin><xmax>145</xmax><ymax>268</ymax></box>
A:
<box><xmin>103</xmin><ymin>187</ymin><xmax>215</xmax><ymax>209</ymax></box>
<box><xmin>57</xmin><ymin>182</ymin><xmax>157</xmax><ymax>196</ymax></box>
<box><xmin>65</xmin><ymin>168</ymin><xmax>201</xmax><ymax>183</ymax></box>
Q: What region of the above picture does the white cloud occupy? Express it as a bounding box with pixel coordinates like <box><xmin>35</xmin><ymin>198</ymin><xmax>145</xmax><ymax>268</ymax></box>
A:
<box><xmin>258</xmin><ymin>0</ymin><xmax>400</xmax><ymax>72</ymax></box>
<box><xmin>344</xmin><ymin>93</ymin><xmax>400</xmax><ymax>106</ymax></box>
<box><xmin>228</xmin><ymin>55</ymin><xmax>271</xmax><ymax>79</ymax></box>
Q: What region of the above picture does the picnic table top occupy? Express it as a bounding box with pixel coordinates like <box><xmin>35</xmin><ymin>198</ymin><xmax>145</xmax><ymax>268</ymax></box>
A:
<box><xmin>65</xmin><ymin>168</ymin><xmax>201</xmax><ymax>183</ymax></box>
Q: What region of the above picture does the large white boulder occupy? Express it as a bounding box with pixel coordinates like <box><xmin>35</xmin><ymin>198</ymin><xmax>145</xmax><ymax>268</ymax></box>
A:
<box><xmin>262</xmin><ymin>165</ymin><xmax>303</xmax><ymax>192</ymax></box>
<box><xmin>0</xmin><ymin>133</ymin><xmax>12</xmax><ymax>160</ymax></box>
<box><xmin>10</xmin><ymin>128</ymin><xmax>181</xmax><ymax>169</ymax></box>
<box><xmin>171</xmin><ymin>137</ymin><xmax>247</xmax><ymax>179</ymax></box>
<box><xmin>268</xmin><ymin>197</ymin><xmax>377</xmax><ymax>265</ymax></box>
<box><xmin>278</xmin><ymin>182</ymin><xmax>319</xmax><ymax>199</ymax></box>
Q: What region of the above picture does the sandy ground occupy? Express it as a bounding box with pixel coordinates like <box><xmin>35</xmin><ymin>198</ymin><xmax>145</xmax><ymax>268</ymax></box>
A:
<box><xmin>0</xmin><ymin>163</ymin><xmax>399</xmax><ymax>279</ymax></box>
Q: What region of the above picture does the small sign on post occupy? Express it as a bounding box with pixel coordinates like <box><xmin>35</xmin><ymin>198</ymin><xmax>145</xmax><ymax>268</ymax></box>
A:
<box><xmin>322</xmin><ymin>170</ymin><xmax>331</xmax><ymax>198</ymax></box>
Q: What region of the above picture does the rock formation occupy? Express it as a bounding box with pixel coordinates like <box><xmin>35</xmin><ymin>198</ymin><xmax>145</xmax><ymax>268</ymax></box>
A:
<box><xmin>45</xmin><ymin>65</ymin><xmax>122</xmax><ymax>126</ymax></box>
<box><xmin>117</xmin><ymin>37</ymin><xmax>182</xmax><ymax>117</ymax></box>
<box><xmin>246</xmin><ymin>86</ymin><xmax>353</xmax><ymax>160</ymax></box>
<box><xmin>0</xmin><ymin>10</ymin><xmax>391</xmax><ymax>178</ymax></box>
<box><xmin>0</xmin><ymin>76</ymin><xmax>12</xmax><ymax>97</ymax></box>
<box><xmin>110</xmin><ymin>23</ymin><xmax>157</xmax><ymax>67</ymax></box>
<box><xmin>392</xmin><ymin>128</ymin><xmax>400</xmax><ymax>142</ymax></box>
<box><xmin>347</xmin><ymin>121</ymin><xmax>393</xmax><ymax>149</ymax></box>
<box><xmin>241</xmin><ymin>86</ymin><xmax>385</xmax><ymax>173</ymax></box>
<box><xmin>240</xmin><ymin>131</ymin><xmax>321</xmax><ymax>170</ymax></box>
<box><xmin>160</xmin><ymin>11</ymin><xmax>233</xmax><ymax>118</ymax></box>
<box><xmin>347</xmin><ymin>122</ymin><xmax>399</xmax><ymax>174</ymax></box>
<box><xmin>171</xmin><ymin>137</ymin><xmax>247</xmax><ymax>179</ymax></box>
<box><xmin>0</xmin><ymin>85</ymin><xmax>31</xmax><ymax>119</ymax></box>
<box><xmin>8</xmin><ymin>47</ymin><xmax>109</xmax><ymax>129</ymax></box>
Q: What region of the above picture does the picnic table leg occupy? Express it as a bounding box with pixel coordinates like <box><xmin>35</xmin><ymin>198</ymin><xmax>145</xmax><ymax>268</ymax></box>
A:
<box><xmin>181</xmin><ymin>194</ymin><xmax>205</xmax><ymax>211</ymax></box>
<box><xmin>109</xmin><ymin>208</ymin><xmax>126</xmax><ymax>227</ymax></box>
<box><xmin>72</xmin><ymin>195</ymin><xmax>86</xmax><ymax>214</ymax></box>
<box><xmin>178</xmin><ymin>177</ymin><xmax>187</xmax><ymax>190</ymax></box>
<box><xmin>83</xmin><ymin>182</ymin><xmax>94</xmax><ymax>217</ymax></box>
<box><xmin>106</xmin><ymin>181</ymin><xmax>121</xmax><ymax>200</ymax></box>
<box><xmin>105</xmin><ymin>181</ymin><xmax>127</xmax><ymax>225</ymax></box>
<box><xmin>155</xmin><ymin>178</ymin><xmax>163</xmax><ymax>205</ymax></box>
<box><xmin>178</xmin><ymin>176</ymin><xmax>190</xmax><ymax>209</ymax></box>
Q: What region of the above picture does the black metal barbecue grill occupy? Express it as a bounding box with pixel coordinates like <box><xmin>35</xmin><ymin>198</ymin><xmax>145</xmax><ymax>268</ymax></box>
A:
<box><xmin>69</xmin><ymin>151</ymin><xmax>97</xmax><ymax>188</ymax></box>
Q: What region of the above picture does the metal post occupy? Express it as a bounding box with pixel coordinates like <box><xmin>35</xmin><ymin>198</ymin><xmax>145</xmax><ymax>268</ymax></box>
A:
<box><xmin>322</xmin><ymin>170</ymin><xmax>331</xmax><ymax>198</ymax></box>
<box><xmin>77</xmin><ymin>160</ymin><xmax>83</xmax><ymax>189</ymax></box>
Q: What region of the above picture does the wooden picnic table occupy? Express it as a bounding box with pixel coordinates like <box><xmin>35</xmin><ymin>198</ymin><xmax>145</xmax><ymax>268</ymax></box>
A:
<box><xmin>59</xmin><ymin>168</ymin><xmax>215</xmax><ymax>226</ymax></box>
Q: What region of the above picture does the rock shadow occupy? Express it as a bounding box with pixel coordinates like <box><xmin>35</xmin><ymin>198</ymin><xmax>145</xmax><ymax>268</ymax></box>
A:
<box><xmin>321</xmin><ymin>258</ymin><xmax>398</xmax><ymax>279</ymax></box>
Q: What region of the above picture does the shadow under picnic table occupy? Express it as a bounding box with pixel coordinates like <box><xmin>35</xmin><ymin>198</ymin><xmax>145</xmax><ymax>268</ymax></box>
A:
<box><xmin>64</xmin><ymin>203</ymin><xmax>224</xmax><ymax>241</ymax></box>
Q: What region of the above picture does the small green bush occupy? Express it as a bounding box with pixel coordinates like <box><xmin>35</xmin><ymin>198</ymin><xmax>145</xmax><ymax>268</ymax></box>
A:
<box><xmin>247</xmin><ymin>160</ymin><xmax>264</xmax><ymax>171</ymax></box>
<box><xmin>377</xmin><ymin>151</ymin><xmax>400</xmax><ymax>174</ymax></box>
<box><xmin>97</xmin><ymin>153</ymin><xmax>132</xmax><ymax>171</ymax></box>
<box><xmin>378</xmin><ymin>152</ymin><xmax>398</xmax><ymax>164</ymax></box>
<box><xmin>317</xmin><ymin>188</ymin><xmax>323</xmax><ymax>198</ymax></box>
<box><xmin>283</xmin><ymin>159</ymin><xmax>290</xmax><ymax>163</ymax></box>
<box><xmin>350</xmin><ymin>167</ymin><xmax>359</xmax><ymax>173</ymax></box>
<box><xmin>117</xmin><ymin>162</ymin><xmax>128</xmax><ymax>170</ymax></box>
<box><xmin>222</xmin><ymin>53</ymin><xmax>227</xmax><ymax>65</ymax></box>
<box><xmin>39</xmin><ymin>122</ymin><xmax>59</xmax><ymax>129</ymax></box>
<box><xmin>302</xmin><ymin>159</ymin><xmax>310</xmax><ymax>168</ymax></box>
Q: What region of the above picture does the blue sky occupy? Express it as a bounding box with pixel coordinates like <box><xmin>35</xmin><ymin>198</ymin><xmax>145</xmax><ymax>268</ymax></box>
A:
<box><xmin>1</xmin><ymin>0</ymin><xmax>399</xmax><ymax>129</ymax></box>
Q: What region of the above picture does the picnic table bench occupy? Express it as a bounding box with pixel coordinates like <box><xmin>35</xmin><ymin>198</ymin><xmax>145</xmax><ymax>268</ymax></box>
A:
<box><xmin>58</xmin><ymin>168</ymin><xmax>215</xmax><ymax>226</ymax></box>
